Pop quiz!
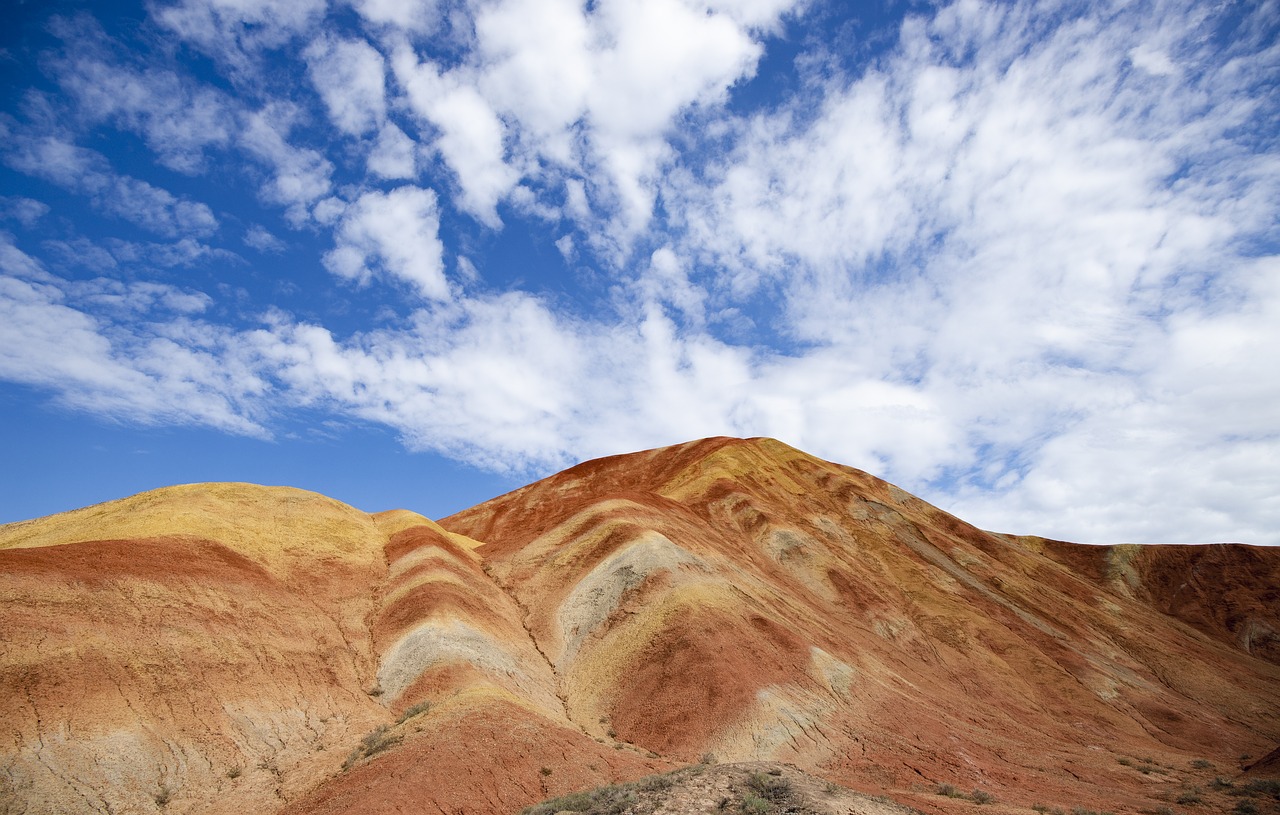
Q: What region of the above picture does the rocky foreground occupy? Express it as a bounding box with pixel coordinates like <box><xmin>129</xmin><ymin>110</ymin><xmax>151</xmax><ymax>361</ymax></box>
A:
<box><xmin>1</xmin><ymin>437</ymin><xmax>1277</xmax><ymax>815</ymax></box>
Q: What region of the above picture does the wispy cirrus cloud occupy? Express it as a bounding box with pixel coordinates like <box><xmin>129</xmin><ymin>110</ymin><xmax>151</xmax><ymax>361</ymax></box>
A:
<box><xmin>4</xmin><ymin>135</ymin><xmax>218</xmax><ymax>238</ymax></box>
<box><xmin>47</xmin><ymin>14</ymin><xmax>235</xmax><ymax>174</ymax></box>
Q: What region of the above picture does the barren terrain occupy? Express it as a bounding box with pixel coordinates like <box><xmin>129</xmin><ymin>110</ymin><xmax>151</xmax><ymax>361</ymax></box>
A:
<box><xmin>2</xmin><ymin>437</ymin><xmax>1277</xmax><ymax>815</ymax></box>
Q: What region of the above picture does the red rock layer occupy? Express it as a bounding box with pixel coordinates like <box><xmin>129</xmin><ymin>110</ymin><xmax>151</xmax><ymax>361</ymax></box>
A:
<box><xmin>3</xmin><ymin>440</ymin><xmax>1278</xmax><ymax>815</ymax></box>
<box><xmin>280</xmin><ymin>696</ymin><xmax>668</xmax><ymax>815</ymax></box>
<box><xmin>440</xmin><ymin>437</ymin><xmax>1280</xmax><ymax>813</ymax></box>
<box><xmin>0</xmin><ymin>486</ymin><xmax>391</xmax><ymax>815</ymax></box>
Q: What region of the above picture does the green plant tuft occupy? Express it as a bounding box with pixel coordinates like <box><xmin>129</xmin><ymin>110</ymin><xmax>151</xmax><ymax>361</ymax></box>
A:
<box><xmin>747</xmin><ymin>771</ymin><xmax>790</xmax><ymax>803</ymax></box>
<box><xmin>740</xmin><ymin>793</ymin><xmax>770</xmax><ymax>815</ymax></box>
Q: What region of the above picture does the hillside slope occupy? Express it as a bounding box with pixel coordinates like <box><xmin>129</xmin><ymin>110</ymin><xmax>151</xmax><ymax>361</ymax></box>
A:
<box><xmin>2</xmin><ymin>438</ymin><xmax>1277</xmax><ymax>815</ymax></box>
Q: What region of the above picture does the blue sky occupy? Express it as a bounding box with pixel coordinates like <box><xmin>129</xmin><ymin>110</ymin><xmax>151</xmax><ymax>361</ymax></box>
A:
<box><xmin>1</xmin><ymin>0</ymin><xmax>1277</xmax><ymax>544</ymax></box>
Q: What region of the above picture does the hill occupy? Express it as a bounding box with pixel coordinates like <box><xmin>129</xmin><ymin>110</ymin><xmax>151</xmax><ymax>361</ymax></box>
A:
<box><xmin>1</xmin><ymin>437</ymin><xmax>1277</xmax><ymax>815</ymax></box>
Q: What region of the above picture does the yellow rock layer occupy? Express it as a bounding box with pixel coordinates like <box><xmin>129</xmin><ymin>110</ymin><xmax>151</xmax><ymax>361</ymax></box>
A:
<box><xmin>0</xmin><ymin>482</ymin><xmax>387</xmax><ymax>575</ymax></box>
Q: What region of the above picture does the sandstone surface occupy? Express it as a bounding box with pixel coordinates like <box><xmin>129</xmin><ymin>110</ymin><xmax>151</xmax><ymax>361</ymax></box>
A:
<box><xmin>2</xmin><ymin>438</ymin><xmax>1277</xmax><ymax>815</ymax></box>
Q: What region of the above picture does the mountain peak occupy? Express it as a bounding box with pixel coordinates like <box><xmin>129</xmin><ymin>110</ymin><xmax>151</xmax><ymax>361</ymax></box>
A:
<box><xmin>2</xmin><ymin>438</ymin><xmax>1277</xmax><ymax>815</ymax></box>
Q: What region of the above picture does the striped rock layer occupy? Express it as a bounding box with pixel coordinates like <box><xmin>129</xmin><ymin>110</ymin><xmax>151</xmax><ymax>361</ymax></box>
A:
<box><xmin>2</xmin><ymin>437</ymin><xmax>1277</xmax><ymax>815</ymax></box>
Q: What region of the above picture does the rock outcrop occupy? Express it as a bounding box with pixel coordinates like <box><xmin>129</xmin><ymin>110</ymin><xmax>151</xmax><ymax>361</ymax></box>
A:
<box><xmin>2</xmin><ymin>438</ymin><xmax>1277</xmax><ymax>815</ymax></box>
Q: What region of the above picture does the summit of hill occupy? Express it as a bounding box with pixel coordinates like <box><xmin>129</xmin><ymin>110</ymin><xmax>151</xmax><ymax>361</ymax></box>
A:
<box><xmin>2</xmin><ymin>437</ymin><xmax>1277</xmax><ymax>815</ymax></box>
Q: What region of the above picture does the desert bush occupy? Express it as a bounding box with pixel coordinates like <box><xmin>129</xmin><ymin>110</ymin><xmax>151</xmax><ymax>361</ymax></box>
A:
<box><xmin>638</xmin><ymin>773</ymin><xmax>673</xmax><ymax>791</ymax></box>
<box><xmin>936</xmin><ymin>783</ymin><xmax>960</xmax><ymax>797</ymax></box>
<box><xmin>1230</xmin><ymin>779</ymin><xmax>1280</xmax><ymax>799</ymax></box>
<box><xmin>342</xmin><ymin>724</ymin><xmax>402</xmax><ymax>770</ymax></box>
<box><xmin>1176</xmin><ymin>791</ymin><xmax>1202</xmax><ymax>805</ymax></box>
<box><xmin>971</xmin><ymin>789</ymin><xmax>995</xmax><ymax>804</ymax></box>
<box><xmin>1233</xmin><ymin>801</ymin><xmax>1258</xmax><ymax>815</ymax></box>
<box><xmin>747</xmin><ymin>771</ymin><xmax>790</xmax><ymax>802</ymax></box>
<box><xmin>740</xmin><ymin>793</ymin><xmax>770</xmax><ymax>815</ymax></box>
<box><xmin>1211</xmin><ymin>777</ymin><xmax>1234</xmax><ymax>790</ymax></box>
<box><xmin>521</xmin><ymin>783</ymin><xmax>640</xmax><ymax>815</ymax></box>
<box><xmin>225</xmin><ymin>766</ymin><xmax>241</xmax><ymax>779</ymax></box>
<box><xmin>1118</xmin><ymin>758</ymin><xmax>1134</xmax><ymax>766</ymax></box>
<box><xmin>1190</xmin><ymin>759</ymin><xmax>1212</xmax><ymax>769</ymax></box>
<box><xmin>553</xmin><ymin>791</ymin><xmax>594</xmax><ymax>811</ymax></box>
<box><xmin>397</xmin><ymin>700</ymin><xmax>430</xmax><ymax>723</ymax></box>
<box><xmin>361</xmin><ymin>724</ymin><xmax>397</xmax><ymax>756</ymax></box>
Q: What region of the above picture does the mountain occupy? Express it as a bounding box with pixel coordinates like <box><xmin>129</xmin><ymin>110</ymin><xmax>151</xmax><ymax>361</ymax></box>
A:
<box><xmin>1</xmin><ymin>437</ymin><xmax>1277</xmax><ymax>815</ymax></box>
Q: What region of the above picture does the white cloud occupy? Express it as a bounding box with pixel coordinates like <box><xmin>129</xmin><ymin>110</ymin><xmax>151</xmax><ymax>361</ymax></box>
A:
<box><xmin>653</xmin><ymin>0</ymin><xmax>1280</xmax><ymax>542</ymax></box>
<box><xmin>305</xmin><ymin>34</ymin><xmax>388</xmax><ymax>135</ymax></box>
<box><xmin>641</xmin><ymin>246</ymin><xmax>705</xmax><ymax>324</ymax></box>
<box><xmin>154</xmin><ymin>0</ymin><xmax>328</xmax><ymax>72</ymax></box>
<box><xmin>240</xmin><ymin>105</ymin><xmax>334</xmax><ymax>221</ymax></box>
<box><xmin>349</xmin><ymin>0</ymin><xmax>438</xmax><ymax>33</ymax></box>
<box><xmin>42</xmin><ymin>239</ymin><xmax>119</xmax><ymax>273</ymax></box>
<box><xmin>1129</xmin><ymin>44</ymin><xmax>1178</xmax><ymax>77</ymax></box>
<box><xmin>0</xmin><ymin>197</ymin><xmax>50</xmax><ymax>227</ymax></box>
<box><xmin>323</xmin><ymin>186</ymin><xmax>448</xmax><ymax>299</ymax></box>
<box><xmin>386</xmin><ymin>0</ymin><xmax>796</xmax><ymax>234</ymax></box>
<box><xmin>244</xmin><ymin>224</ymin><xmax>286</xmax><ymax>253</ymax></box>
<box><xmin>107</xmin><ymin>176</ymin><xmax>220</xmax><ymax>238</ymax></box>
<box><xmin>950</xmin><ymin>258</ymin><xmax>1280</xmax><ymax>544</ymax></box>
<box><xmin>104</xmin><ymin>237</ymin><xmax>239</xmax><ymax>269</ymax></box>
<box><xmin>367</xmin><ymin>122</ymin><xmax>419</xmax><ymax>179</ymax></box>
<box><xmin>0</xmin><ymin>236</ymin><xmax>267</xmax><ymax>436</ymax></box>
<box><xmin>472</xmin><ymin>0</ymin><xmax>592</xmax><ymax>142</ymax></box>
<box><xmin>251</xmin><ymin>292</ymin><xmax>588</xmax><ymax>470</ymax></box>
<box><xmin>587</xmin><ymin>0</ymin><xmax>761</xmax><ymax>139</ymax></box>
<box><xmin>554</xmin><ymin>234</ymin><xmax>575</xmax><ymax>262</ymax></box>
<box><xmin>395</xmin><ymin>52</ymin><xmax>518</xmax><ymax>225</ymax></box>
<box><xmin>68</xmin><ymin>278</ymin><xmax>212</xmax><ymax>316</ymax></box>
<box><xmin>49</xmin><ymin>17</ymin><xmax>235</xmax><ymax>174</ymax></box>
<box><xmin>4</xmin><ymin>136</ymin><xmax>218</xmax><ymax>238</ymax></box>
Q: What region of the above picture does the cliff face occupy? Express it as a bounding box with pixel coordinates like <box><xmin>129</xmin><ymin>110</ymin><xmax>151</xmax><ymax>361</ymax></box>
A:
<box><xmin>2</xmin><ymin>438</ymin><xmax>1277</xmax><ymax>815</ymax></box>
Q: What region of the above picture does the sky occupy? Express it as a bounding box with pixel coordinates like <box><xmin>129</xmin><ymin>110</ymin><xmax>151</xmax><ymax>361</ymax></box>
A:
<box><xmin>0</xmin><ymin>0</ymin><xmax>1277</xmax><ymax>544</ymax></box>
